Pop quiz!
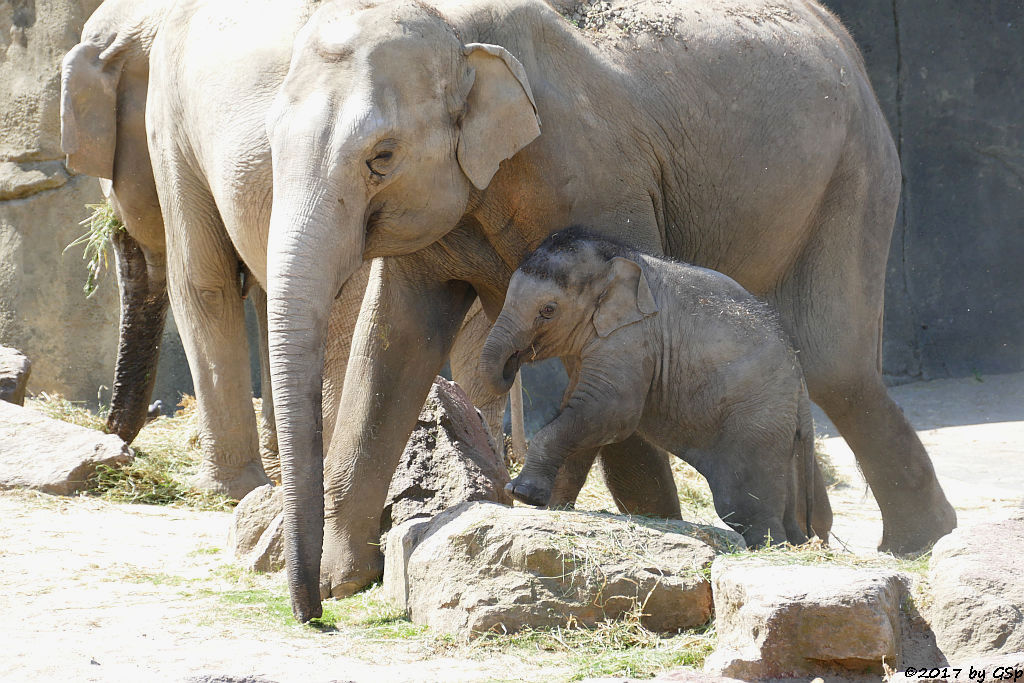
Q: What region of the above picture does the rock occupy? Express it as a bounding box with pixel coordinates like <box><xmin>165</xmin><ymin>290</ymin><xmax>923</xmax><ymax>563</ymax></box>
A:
<box><xmin>227</xmin><ymin>484</ymin><xmax>282</xmax><ymax>558</ymax></box>
<box><xmin>0</xmin><ymin>400</ymin><xmax>132</xmax><ymax>494</ymax></box>
<box><xmin>385</xmin><ymin>500</ymin><xmax>742</xmax><ymax>637</ymax></box>
<box><xmin>382</xmin><ymin>517</ymin><xmax>436</xmax><ymax>609</ymax></box>
<box><xmin>243</xmin><ymin>512</ymin><xmax>284</xmax><ymax>573</ymax></box>
<box><xmin>0</xmin><ymin>346</ymin><xmax>31</xmax><ymax>405</ymax></box>
<box><xmin>705</xmin><ymin>558</ymin><xmax>910</xmax><ymax>678</ymax></box>
<box><xmin>380</xmin><ymin>376</ymin><xmax>513</xmax><ymax>546</ymax></box>
<box><xmin>928</xmin><ymin>511</ymin><xmax>1024</xmax><ymax>660</ymax></box>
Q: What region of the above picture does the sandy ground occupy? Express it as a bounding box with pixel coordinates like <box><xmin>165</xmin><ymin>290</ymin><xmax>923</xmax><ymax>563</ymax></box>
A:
<box><xmin>2</xmin><ymin>372</ymin><xmax>1022</xmax><ymax>682</ymax></box>
<box><xmin>814</xmin><ymin>371</ymin><xmax>1024</xmax><ymax>553</ymax></box>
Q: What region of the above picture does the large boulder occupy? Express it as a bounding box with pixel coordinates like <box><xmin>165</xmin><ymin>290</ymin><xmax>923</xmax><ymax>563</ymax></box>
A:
<box><xmin>0</xmin><ymin>346</ymin><xmax>31</xmax><ymax>405</ymax></box>
<box><xmin>0</xmin><ymin>0</ymin><xmax>119</xmax><ymax>403</ymax></box>
<box><xmin>384</xmin><ymin>500</ymin><xmax>743</xmax><ymax>638</ymax></box>
<box><xmin>0</xmin><ymin>400</ymin><xmax>132</xmax><ymax>494</ymax></box>
<box><xmin>929</xmin><ymin>511</ymin><xmax>1024</xmax><ymax>660</ymax></box>
<box><xmin>381</xmin><ymin>376</ymin><xmax>512</xmax><ymax>545</ymax></box>
<box><xmin>705</xmin><ymin>558</ymin><xmax>911</xmax><ymax>679</ymax></box>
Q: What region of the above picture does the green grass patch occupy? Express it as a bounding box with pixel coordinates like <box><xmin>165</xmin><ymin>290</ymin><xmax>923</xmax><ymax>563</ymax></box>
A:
<box><xmin>26</xmin><ymin>393</ymin><xmax>233</xmax><ymax>510</ymax></box>
<box><xmin>64</xmin><ymin>201</ymin><xmax>124</xmax><ymax>298</ymax></box>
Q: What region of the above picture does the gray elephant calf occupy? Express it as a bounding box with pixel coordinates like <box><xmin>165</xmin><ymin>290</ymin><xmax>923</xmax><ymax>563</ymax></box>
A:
<box><xmin>480</xmin><ymin>227</ymin><xmax>832</xmax><ymax>547</ymax></box>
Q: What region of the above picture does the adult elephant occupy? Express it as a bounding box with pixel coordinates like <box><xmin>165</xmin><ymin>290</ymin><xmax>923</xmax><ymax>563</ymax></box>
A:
<box><xmin>60</xmin><ymin>0</ymin><xmax>515</xmax><ymax>497</ymax></box>
<box><xmin>266</xmin><ymin>0</ymin><xmax>957</xmax><ymax>621</ymax></box>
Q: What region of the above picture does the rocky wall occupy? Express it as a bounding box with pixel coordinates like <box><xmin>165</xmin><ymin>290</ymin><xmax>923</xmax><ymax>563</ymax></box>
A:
<box><xmin>0</xmin><ymin>0</ymin><xmax>117</xmax><ymax>405</ymax></box>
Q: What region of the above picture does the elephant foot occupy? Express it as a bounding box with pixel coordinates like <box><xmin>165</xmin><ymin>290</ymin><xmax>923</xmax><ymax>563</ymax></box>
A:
<box><xmin>319</xmin><ymin>519</ymin><xmax>384</xmax><ymax>600</ymax></box>
<box><xmin>878</xmin><ymin>484</ymin><xmax>957</xmax><ymax>556</ymax></box>
<box><xmin>506</xmin><ymin>475</ymin><xmax>552</xmax><ymax>507</ymax></box>
<box><xmin>193</xmin><ymin>459</ymin><xmax>270</xmax><ymax>500</ymax></box>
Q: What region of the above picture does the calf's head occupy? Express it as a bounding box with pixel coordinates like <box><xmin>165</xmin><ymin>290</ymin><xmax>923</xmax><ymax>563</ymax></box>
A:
<box><xmin>479</xmin><ymin>228</ymin><xmax>658</xmax><ymax>395</ymax></box>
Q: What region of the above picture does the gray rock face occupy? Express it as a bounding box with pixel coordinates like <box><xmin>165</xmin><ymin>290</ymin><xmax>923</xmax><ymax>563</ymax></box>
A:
<box><xmin>381</xmin><ymin>377</ymin><xmax>513</xmax><ymax>544</ymax></box>
<box><xmin>0</xmin><ymin>400</ymin><xmax>132</xmax><ymax>494</ymax></box>
<box><xmin>705</xmin><ymin>558</ymin><xmax>910</xmax><ymax>678</ymax></box>
<box><xmin>384</xmin><ymin>501</ymin><xmax>743</xmax><ymax>638</ymax></box>
<box><xmin>929</xmin><ymin>511</ymin><xmax>1024</xmax><ymax>660</ymax></box>
<box><xmin>227</xmin><ymin>484</ymin><xmax>282</xmax><ymax>558</ymax></box>
<box><xmin>0</xmin><ymin>0</ymin><xmax>119</xmax><ymax>403</ymax></box>
<box><xmin>0</xmin><ymin>346</ymin><xmax>32</xmax><ymax>405</ymax></box>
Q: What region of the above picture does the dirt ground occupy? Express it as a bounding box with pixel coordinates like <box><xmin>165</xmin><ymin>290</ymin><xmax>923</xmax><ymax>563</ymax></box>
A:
<box><xmin>2</xmin><ymin>372</ymin><xmax>1022</xmax><ymax>682</ymax></box>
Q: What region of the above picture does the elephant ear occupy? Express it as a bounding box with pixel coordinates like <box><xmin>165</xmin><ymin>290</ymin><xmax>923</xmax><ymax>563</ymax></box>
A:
<box><xmin>456</xmin><ymin>43</ymin><xmax>542</xmax><ymax>191</ymax></box>
<box><xmin>593</xmin><ymin>257</ymin><xmax>658</xmax><ymax>338</ymax></box>
<box><xmin>61</xmin><ymin>42</ymin><xmax>121</xmax><ymax>179</ymax></box>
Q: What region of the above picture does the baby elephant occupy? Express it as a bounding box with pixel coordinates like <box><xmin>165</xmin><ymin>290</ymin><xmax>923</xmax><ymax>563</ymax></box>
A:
<box><xmin>480</xmin><ymin>227</ymin><xmax>831</xmax><ymax>547</ymax></box>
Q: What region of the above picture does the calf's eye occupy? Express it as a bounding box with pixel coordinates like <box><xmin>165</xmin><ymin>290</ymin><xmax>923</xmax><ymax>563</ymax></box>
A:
<box><xmin>539</xmin><ymin>303</ymin><xmax>557</xmax><ymax>319</ymax></box>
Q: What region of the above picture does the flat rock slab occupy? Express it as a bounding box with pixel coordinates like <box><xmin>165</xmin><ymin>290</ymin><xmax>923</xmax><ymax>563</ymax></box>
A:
<box><xmin>706</xmin><ymin>558</ymin><xmax>910</xmax><ymax>679</ymax></box>
<box><xmin>929</xmin><ymin>510</ymin><xmax>1024</xmax><ymax>660</ymax></box>
<box><xmin>0</xmin><ymin>401</ymin><xmax>132</xmax><ymax>495</ymax></box>
<box><xmin>0</xmin><ymin>346</ymin><xmax>31</xmax><ymax>406</ymax></box>
<box><xmin>385</xmin><ymin>500</ymin><xmax>743</xmax><ymax>638</ymax></box>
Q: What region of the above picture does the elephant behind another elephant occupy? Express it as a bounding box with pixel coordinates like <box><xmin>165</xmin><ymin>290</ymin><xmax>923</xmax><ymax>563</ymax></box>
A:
<box><xmin>60</xmin><ymin>0</ymin><xmax>514</xmax><ymax>498</ymax></box>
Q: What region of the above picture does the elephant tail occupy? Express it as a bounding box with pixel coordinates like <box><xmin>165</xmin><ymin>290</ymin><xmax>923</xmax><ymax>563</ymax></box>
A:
<box><xmin>796</xmin><ymin>382</ymin><xmax>815</xmax><ymax>540</ymax></box>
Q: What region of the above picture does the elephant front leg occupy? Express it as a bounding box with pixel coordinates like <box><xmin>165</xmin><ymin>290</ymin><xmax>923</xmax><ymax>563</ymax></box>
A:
<box><xmin>320</xmin><ymin>257</ymin><xmax>477</xmax><ymax>599</ymax></box>
<box><xmin>162</xmin><ymin>193</ymin><xmax>267</xmax><ymax>500</ymax></box>
<box><xmin>509</xmin><ymin>360</ymin><xmax>647</xmax><ymax>507</ymax></box>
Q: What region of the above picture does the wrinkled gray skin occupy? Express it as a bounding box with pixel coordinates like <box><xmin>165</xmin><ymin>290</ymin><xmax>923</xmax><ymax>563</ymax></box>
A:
<box><xmin>267</xmin><ymin>0</ymin><xmax>956</xmax><ymax>622</ymax></box>
<box><xmin>481</xmin><ymin>230</ymin><xmax>834</xmax><ymax>547</ymax></box>
<box><xmin>61</xmin><ymin>0</ymin><xmax>508</xmax><ymax>498</ymax></box>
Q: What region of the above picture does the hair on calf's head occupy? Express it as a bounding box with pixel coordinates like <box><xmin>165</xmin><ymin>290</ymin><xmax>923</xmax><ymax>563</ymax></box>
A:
<box><xmin>519</xmin><ymin>226</ymin><xmax>633</xmax><ymax>290</ymax></box>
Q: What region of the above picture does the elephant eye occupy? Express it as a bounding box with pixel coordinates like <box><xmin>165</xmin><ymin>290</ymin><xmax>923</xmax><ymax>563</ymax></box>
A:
<box><xmin>367</xmin><ymin>150</ymin><xmax>394</xmax><ymax>178</ymax></box>
<box><xmin>539</xmin><ymin>303</ymin><xmax>557</xmax><ymax>319</ymax></box>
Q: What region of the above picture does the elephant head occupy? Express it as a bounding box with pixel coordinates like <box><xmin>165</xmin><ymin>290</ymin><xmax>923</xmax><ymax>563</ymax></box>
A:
<box><xmin>264</xmin><ymin>0</ymin><xmax>541</xmax><ymax>621</ymax></box>
<box><xmin>479</xmin><ymin>228</ymin><xmax>658</xmax><ymax>397</ymax></box>
<box><xmin>61</xmin><ymin>0</ymin><xmax>175</xmax><ymax>443</ymax></box>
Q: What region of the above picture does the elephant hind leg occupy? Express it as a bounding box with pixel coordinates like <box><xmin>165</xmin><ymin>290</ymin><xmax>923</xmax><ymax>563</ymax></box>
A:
<box><xmin>773</xmin><ymin>143</ymin><xmax>954</xmax><ymax>554</ymax></box>
<box><xmin>691</xmin><ymin>431</ymin><xmax>796</xmax><ymax>548</ymax></box>
<box><xmin>598</xmin><ymin>436</ymin><xmax>682</xmax><ymax>519</ymax></box>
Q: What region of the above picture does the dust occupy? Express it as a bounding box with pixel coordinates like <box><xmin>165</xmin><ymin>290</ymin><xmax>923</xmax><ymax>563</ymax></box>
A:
<box><xmin>562</xmin><ymin>0</ymin><xmax>680</xmax><ymax>38</ymax></box>
<box><xmin>724</xmin><ymin>4</ymin><xmax>797</xmax><ymax>26</ymax></box>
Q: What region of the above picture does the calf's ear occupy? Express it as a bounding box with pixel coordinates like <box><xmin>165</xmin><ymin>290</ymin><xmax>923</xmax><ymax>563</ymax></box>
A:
<box><xmin>593</xmin><ymin>257</ymin><xmax>658</xmax><ymax>338</ymax></box>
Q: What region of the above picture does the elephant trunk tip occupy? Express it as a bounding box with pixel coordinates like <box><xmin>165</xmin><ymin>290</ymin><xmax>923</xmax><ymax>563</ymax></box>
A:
<box><xmin>290</xmin><ymin>591</ymin><xmax>323</xmax><ymax>624</ymax></box>
<box><xmin>481</xmin><ymin>348</ymin><xmax>521</xmax><ymax>397</ymax></box>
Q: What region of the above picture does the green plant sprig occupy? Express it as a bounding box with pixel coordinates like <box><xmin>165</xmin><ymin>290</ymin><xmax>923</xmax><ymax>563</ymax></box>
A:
<box><xmin>64</xmin><ymin>201</ymin><xmax>124</xmax><ymax>298</ymax></box>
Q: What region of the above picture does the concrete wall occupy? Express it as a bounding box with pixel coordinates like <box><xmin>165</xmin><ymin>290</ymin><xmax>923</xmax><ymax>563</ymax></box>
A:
<box><xmin>822</xmin><ymin>0</ymin><xmax>1024</xmax><ymax>380</ymax></box>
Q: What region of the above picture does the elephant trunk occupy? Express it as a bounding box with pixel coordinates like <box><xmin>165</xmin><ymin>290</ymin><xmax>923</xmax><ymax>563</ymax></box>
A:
<box><xmin>479</xmin><ymin>316</ymin><xmax>530</xmax><ymax>396</ymax></box>
<box><xmin>105</xmin><ymin>226</ymin><xmax>168</xmax><ymax>443</ymax></box>
<box><xmin>267</xmin><ymin>175</ymin><xmax>363</xmax><ymax>624</ymax></box>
